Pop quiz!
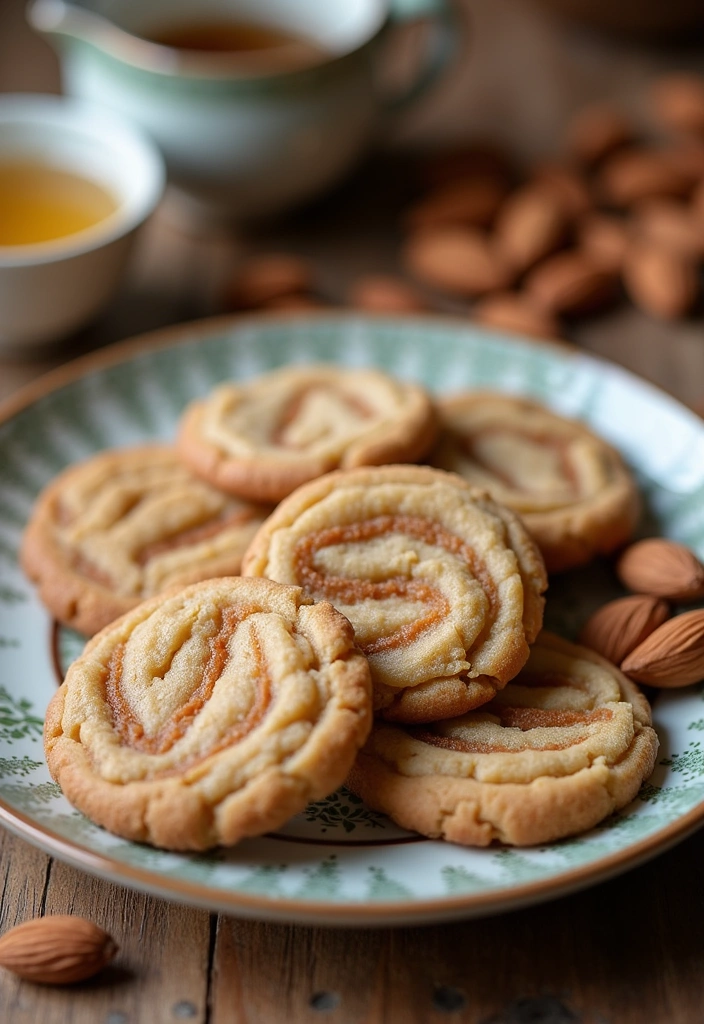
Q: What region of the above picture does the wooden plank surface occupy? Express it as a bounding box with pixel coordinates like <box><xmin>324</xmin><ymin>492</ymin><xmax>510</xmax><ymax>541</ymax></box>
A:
<box><xmin>2</xmin><ymin>0</ymin><xmax>704</xmax><ymax>1021</ymax></box>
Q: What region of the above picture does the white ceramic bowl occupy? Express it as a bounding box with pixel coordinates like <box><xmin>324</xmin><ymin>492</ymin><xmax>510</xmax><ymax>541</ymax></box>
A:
<box><xmin>0</xmin><ymin>94</ymin><xmax>165</xmax><ymax>352</ymax></box>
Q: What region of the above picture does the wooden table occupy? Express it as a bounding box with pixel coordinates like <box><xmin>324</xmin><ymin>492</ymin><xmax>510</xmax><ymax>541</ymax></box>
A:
<box><xmin>2</xmin><ymin>1</ymin><xmax>704</xmax><ymax>1021</ymax></box>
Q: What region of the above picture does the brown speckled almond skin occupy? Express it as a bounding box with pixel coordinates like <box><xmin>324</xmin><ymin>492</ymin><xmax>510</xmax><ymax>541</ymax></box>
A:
<box><xmin>243</xmin><ymin>464</ymin><xmax>547</xmax><ymax>724</ymax></box>
<box><xmin>45</xmin><ymin>577</ymin><xmax>372</xmax><ymax>851</ymax></box>
<box><xmin>21</xmin><ymin>444</ymin><xmax>272</xmax><ymax>636</ymax></box>
<box><xmin>176</xmin><ymin>364</ymin><xmax>438</xmax><ymax>504</ymax></box>
<box><xmin>347</xmin><ymin>632</ymin><xmax>658</xmax><ymax>847</ymax></box>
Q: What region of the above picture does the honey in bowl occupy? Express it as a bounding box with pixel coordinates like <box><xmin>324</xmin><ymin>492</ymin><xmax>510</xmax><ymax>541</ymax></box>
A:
<box><xmin>0</xmin><ymin>160</ymin><xmax>118</xmax><ymax>247</ymax></box>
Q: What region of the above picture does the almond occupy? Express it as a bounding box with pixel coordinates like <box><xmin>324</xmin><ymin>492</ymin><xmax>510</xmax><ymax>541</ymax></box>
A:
<box><xmin>616</xmin><ymin>538</ymin><xmax>704</xmax><ymax>600</ymax></box>
<box><xmin>598</xmin><ymin>149</ymin><xmax>693</xmax><ymax>207</ymax></box>
<box><xmin>623</xmin><ymin>243</ymin><xmax>699</xmax><ymax>320</ymax></box>
<box><xmin>693</xmin><ymin>179</ymin><xmax>704</xmax><ymax>222</ymax></box>
<box><xmin>403</xmin><ymin>227</ymin><xmax>513</xmax><ymax>298</ymax></box>
<box><xmin>349</xmin><ymin>275</ymin><xmax>428</xmax><ymax>313</ymax></box>
<box><xmin>524</xmin><ymin>251</ymin><xmax>618</xmax><ymax>316</ymax></box>
<box><xmin>530</xmin><ymin>163</ymin><xmax>593</xmax><ymax>219</ymax></box>
<box><xmin>0</xmin><ymin>916</ymin><xmax>117</xmax><ymax>985</ymax></box>
<box><xmin>493</xmin><ymin>186</ymin><xmax>568</xmax><ymax>273</ymax></box>
<box><xmin>650</xmin><ymin>74</ymin><xmax>704</xmax><ymax>137</ymax></box>
<box><xmin>405</xmin><ymin>177</ymin><xmax>506</xmax><ymax>231</ymax></box>
<box><xmin>632</xmin><ymin>200</ymin><xmax>704</xmax><ymax>259</ymax></box>
<box><xmin>578</xmin><ymin>594</ymin><xmax>670</xmax><ymax>665</ymax></box>
<box><xmin>566</xmin><ymin>103</ymin><xmax>634</xmax><ymax>166</ymax></box>
<box><xmin>621</xmin><ymin>610</ymin><xmax>704</xmax><ymax>687</ymax></box>
<box><xmin>473</xmin><ymin>291</ymin><xmax>563</xmax><ymax>341</ymax></box>
<box><xmin>223</xmin><ymin>254</ymin><xmax>313</xmax><ymax>310</ymax></box>
<box><xmin>577</xmin><ymin>213</ymin><xmax>631</xmax><ymax>272</ymax></box>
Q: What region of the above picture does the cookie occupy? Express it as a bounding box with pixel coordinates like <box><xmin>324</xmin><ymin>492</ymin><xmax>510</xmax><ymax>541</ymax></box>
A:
<box><xmin>347</xmin><ymin>632</ymin><xmax>658</xmax><ymax>847</ymax></box>
<box><xmin>242</xmin><ymin>464</ymin><xmax>547</xmax><ymax>723</ymax></box>
<box><xmin>21</xmin><ymin>445</ymin><xmax>272</xmax><ymax>636</ymax></box>
<box><xmin>177</xmin><ymin>364</ymin><xmax>438</xmax><ymax>504</ymax></box>
<box><xmin>429</xmin><ymin>392</ymin><xmax>640</xmax><ymax>572</ymax></box>
<box><xmin>44</xmin><ymin>577</ymin><xmax>372</xmax><ymax>850</ymax></box>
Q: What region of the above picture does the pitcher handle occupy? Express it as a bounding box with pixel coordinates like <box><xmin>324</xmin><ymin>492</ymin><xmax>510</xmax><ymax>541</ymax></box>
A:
<box><xmin>380</xmin><ymin>0</ymin><xmax>464</xmax><ymax>117</ymax></box>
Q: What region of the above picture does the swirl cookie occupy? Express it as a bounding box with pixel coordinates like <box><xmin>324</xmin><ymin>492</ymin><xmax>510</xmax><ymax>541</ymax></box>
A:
<box><xmin>177</xmin><ymin>364</ymin><xmax>438</xmax><ymax>503</ymax></box>
<box><xmin>429</xmin><ymin>392</ymin><xmax>640</xmax><ymax>572</ymax></box>
<box><xmin>21</xmin><ymin>445</ymin><xmax>272</xmax><ymax>636</ymax></box>
<box><xmin>348</xmin><ymin>632</ymin><xmax>658</xmax><ymax>847</ymax></box>
<box><xmin>45</xmin><ymin>577</ymin><xmax>372</xmax><ymax>850</ymax></box>
<box><xmin>242</xmin><ymin>465</ymin><xmax>547</xmax><ymax>723</ymax></box>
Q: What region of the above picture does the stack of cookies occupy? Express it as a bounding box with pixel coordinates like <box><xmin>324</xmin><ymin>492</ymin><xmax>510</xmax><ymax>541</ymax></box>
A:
<box><xmin>23</xmin><ymin>363</ymin><xmax>658</xmax><ymax>851</ymax></box>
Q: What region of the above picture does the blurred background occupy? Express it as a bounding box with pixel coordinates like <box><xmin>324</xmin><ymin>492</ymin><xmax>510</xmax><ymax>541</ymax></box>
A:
<box><xmin>1</xmin><ymin>0</ymin><xmax>703</xmax><ymax>402</ymax></box>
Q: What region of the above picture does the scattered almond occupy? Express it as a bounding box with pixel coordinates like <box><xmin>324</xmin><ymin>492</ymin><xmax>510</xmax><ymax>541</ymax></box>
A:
<box><xmin>524</xmin><ymin>251</ymin><xmax>618</xmax><ymax>316</ymax></box>
<box><xmin>530</xmin><ymin>163</ymin><xmax>593</xmax><ymax>219</ymax></box>
<box><xmin>577</xmin><ymin>213</ymin><xmax>631</xmax><ymax>272</ymax></box>
<box><xmin>349</xmin><ymin>275</ymin><xmax>429</xmax><ymax>313</ymax></box>
<box><xmin>650</xmin><ymin>73</ymin><xmax>704</xmax><ymax>137</ymax></box>
<box><xmin>578</xmin><ymin>594</ymin><xmax>670</xmax><ymax>665</ymax></box>
<box><xmin>405</xmin><ymin>177</ymin><xmax>506</xmax><ymax>231</ymax></box>
<box><xmin>493</xmin><ymin>186</ymin><xmax>568</xmax><ymax>274</ymax></box>
<box><xmin>621</xmin><ymin>610</ymin><xmax>704</xmax><ymax>688</ymax></box>
<box><xmin>616</xmin><ymin>538</ymin><xmax>704</xmax><ymax>600</ymax></box>
<box><xmin>632</xmin><ymin>199</ymin><xmax>704</xmax><ymax>259</ymax></box>
<box><xmin>566</xmin><ymin>103</ymin><xmax>634</xmax><ymax>166</ymax></box>
<box><xmin>598</xmin><ymin>149</ymin><xmax>693</xmax><ymax>207</ymax></box>
<box><xmin>0</xmin><ymin>916</ymin><xmax>117</xmax><ymax>985</ymax></box>
<box><xmin>223</xmin><ymin>254</ymin><xmax>314</xmax><ymax>310</ymax></box>
<box><xmin>403</xmin><ymin>227</ymin><xmax>512</xmax><ymax>297</ymax></box>
<box><xmin>472</xmin><ymin>292</ymin><xmax>562</xmax><ymax>341</ymax></box>
<box><xmin>623</xmin><ymin>243</ymin><xmax>699</xmax><ymax>320</ymax></box>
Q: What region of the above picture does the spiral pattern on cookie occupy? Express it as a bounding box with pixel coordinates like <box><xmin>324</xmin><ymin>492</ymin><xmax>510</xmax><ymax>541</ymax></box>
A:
<box><xmin>177</xmin><ymin>364</ymin><xmax>438</xmax><ymax>503</ymax></box>
<box><xmin>44</xmin><ymin>577</ymin><xmax>372</xmax><ymax>850</ymax></box>
<box><xmin>243</xmin><ymin>465</ymin><xmax>547</xmax><ymax>723</ymax></box>
<box><xmin>430</xmin><ymin>392</ymin><xmax>640</xmax><ymax>571</ymax></box>
<box><xmin>21</xmin><ymin>444</ymin><xmax>272</xmax><ymax>635</ymax></box>
<box><xmin>347</xmin><ymin>632</ymin><xmax>658</xmax><ymax>846</ymax></box>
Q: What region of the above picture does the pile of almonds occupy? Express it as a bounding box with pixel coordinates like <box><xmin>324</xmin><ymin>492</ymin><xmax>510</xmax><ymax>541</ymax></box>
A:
<box><xmin>222</xmin><ymin>72</ymin><xmax>704</xmax><ymax>341</ymax></box>
<box><xmin>579</xmin><ymin>537</ymin><xmax>704</xmax><ymax>688</ymax></box>
<box><xmin>401</xmin><ymin>72</ymin><xmax>704</xmax><ymax>337</ymax></box>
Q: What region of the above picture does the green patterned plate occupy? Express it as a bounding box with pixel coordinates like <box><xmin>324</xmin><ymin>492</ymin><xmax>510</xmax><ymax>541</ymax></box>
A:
<box><xmin>3</xmin><ymin>312</ymin><xmax>704</xmax><ymax>926</ymax></box>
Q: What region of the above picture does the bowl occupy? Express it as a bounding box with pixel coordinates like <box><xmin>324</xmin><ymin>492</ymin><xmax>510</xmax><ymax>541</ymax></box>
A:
<box><xmin>0</xmin><ymin>94</ymin><xmax>165</xmax><ymax>353</ymax></box>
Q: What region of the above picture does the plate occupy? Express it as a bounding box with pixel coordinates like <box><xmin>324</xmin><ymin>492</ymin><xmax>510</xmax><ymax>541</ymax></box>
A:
<box><xmin>3</xmin><ymin>312</ymin><xmax>704</xmax><ymax>927</ymax></box>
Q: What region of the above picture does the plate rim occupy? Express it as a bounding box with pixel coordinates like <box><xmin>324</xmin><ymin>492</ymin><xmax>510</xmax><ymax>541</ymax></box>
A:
<box><xmin>3</xmin><ymin>309</ymin><xmax>704</xmax><ymax>926</ymax></box>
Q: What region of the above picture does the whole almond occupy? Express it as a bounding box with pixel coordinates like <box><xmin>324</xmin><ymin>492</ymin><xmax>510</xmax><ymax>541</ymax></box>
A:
<box><xmin>621</xmin><ymin>610</ymin><xmax>704</xmax><ymax>687</ymax></box>
<box><xmin>650</xmin><ymin>74</ymin><xmax>704</xmax><ymax>137</ymax></box>
<box><xmin>0</xmin><ymin>916</ymin><xmax>117</xmax><ymax>985</ymax></box>
<box><xmin>405</xmin><ymin>177</ymin><xmax>506</xmax><ymax>231</ymax></box>
<box><xmin>349</xmin><ymin>275</ymin><xmax>428</xmax><ymax>313</ymax></box>
<box><xmin>578</xmin><ymin>594</ymin><xmax>670</xmax><ymax>665</ymax></box>
<box><xmin>598</xmin><ymin>149</ymin><xmax>693</xmax><ymax>207</ymax></box>
<box><xmin>616</xmin><ymin>538</ymin><xmax>704</xmax><ymax>600</ymax></box>
<box><xmin>577</xmin><ymin>213</ymin><xmax>631</xmax><ymax>272</ymax></box>
<box><xmin>403</xmin><ymin>228</ymin><xmax>512</xmax><ymax>297</ymax></box>
<box><xmin>566</xmin><ymin>103</ymin><xmax>634</xmax><ymax>166</ymax></box>
<box><xmin>623</xmin><ymin>243</ymin><xmax>699</xmax><ymax>320</ymax></box>
<box><xmin>692</xmin><ymin>179</ymin><xmax>704</xmax><ymax>222</ymax></box>
<box><xmin>223</xmin><ymin>254</ymin><xmax>313</xmax><ymax>310</ymax></box>
<box><xmin>530</xmin><ymin>163</ymin><xmax>593</xmax><ymax>219</ymax></box>
<box><xmin>524</xmin><ymin>251</ymin><xmax>618</xmax><ymax>316</ymax></box>
<box><xmin>633</xmin><ymin>200</ymin><xmax>704</xmax><ymax>259</ymax></box>
<box><xmin>494</xmin><ymin>186</ymin><xmax>568</xmax><ymax>273</ymax></box>
<box><xmin>473</xmin><ymin>292</ymin><xmax>563</xmax><ymax>341</ymax></box>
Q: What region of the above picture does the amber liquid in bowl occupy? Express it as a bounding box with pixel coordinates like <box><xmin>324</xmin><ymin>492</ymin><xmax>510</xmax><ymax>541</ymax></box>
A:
<box><xmin>140</xmin><ymin>19</ymin><xmax>328</xmax><ymax>63</ymax></box>
<box><xmin>0</xmin><ymin>161</ymin><xmax>118</xmax><ymax>247</ymax></box>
